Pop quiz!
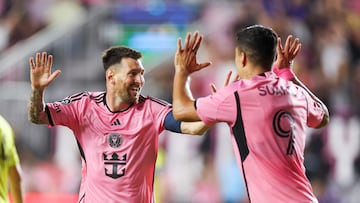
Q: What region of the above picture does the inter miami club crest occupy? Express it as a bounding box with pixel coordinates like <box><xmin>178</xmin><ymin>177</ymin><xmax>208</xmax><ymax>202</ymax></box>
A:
<box><xmin>108</xmin><ymin>133</ymin><xmax>122</xmax><ymax>148</ymax></box>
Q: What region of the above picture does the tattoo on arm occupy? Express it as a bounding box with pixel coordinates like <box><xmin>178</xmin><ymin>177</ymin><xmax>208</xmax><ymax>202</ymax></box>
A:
<box><xmin>28</xmin><ymin>89</ymin><xmax>48</xmax><ymax>124</ymax></box>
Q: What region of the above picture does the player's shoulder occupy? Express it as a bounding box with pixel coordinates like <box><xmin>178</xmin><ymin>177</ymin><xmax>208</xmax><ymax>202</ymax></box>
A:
<box><xmin>59</xmin><ymin>91</ymin><xmax>105</xmax><ymax>104</ymax></box>
<box><xmin>0</xmin><ymin>115</ymin><xmax>13</xmax><ymax>136</ymax></box>
<box><xmin>138</xmin><ymin>95</ymin><xmax>170</xmax><ymax>107</ymax></box>
<box><xmin>0</xmin><ymin>116</ymin><xmax>15</xmax><ymax>148</ymax></box>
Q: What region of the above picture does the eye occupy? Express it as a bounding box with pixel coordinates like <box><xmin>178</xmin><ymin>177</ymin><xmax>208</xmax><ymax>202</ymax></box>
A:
<box><xmin>129</xmin><ymin>71</ymin><xmax>137</xmax><ymax>76</ymax></box>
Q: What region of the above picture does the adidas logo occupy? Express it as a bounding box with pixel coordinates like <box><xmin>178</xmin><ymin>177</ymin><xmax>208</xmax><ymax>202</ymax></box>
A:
<box><xmin>111</xmin><ymin>119</ymin><xmax>121</xmax><ymax>126</ymax></box>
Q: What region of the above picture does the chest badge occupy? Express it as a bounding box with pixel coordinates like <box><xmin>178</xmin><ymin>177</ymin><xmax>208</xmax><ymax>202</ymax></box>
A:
<box><xmin>108</xmin><ymin>133</ymin><xmax>122</xmax><ymax>148</ymax></box>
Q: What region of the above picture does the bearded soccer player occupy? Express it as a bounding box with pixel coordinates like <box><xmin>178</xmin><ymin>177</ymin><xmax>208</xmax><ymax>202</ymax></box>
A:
<box><xmin>28</xmin><ymin>46</ymin><xmax>209</xmax><ymax>203</ymax></box>
<box><xmin>172</xmin><ymin>26</ymin><xmax>329</xmax><ymax>203</ymax></box>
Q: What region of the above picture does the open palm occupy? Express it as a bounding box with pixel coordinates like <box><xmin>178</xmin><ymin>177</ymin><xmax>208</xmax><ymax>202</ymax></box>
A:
<box><xmin>29</xmin><ymin>52</ymin><xmax>61</xmax><ymax>90</ymax></box>
<box><xmin>174</xmin><ymin>31</ymin><xmax>212</xmax><ymax>75</ymax></box>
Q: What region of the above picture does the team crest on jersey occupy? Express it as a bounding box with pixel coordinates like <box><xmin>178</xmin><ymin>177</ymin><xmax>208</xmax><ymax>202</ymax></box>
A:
<box><xmin>108</xmin><ymin>133</ymin><xmax>122</xmax><ymax>148</ymax></box>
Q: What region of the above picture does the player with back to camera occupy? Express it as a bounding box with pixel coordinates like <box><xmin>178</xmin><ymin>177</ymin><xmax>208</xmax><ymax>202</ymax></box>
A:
<box><xmin>27</xmin><ymin>46</ymin><xmax>210</xmax><ymax>203</ymax></box>
<box><xmin>172</xmin><ymin>25</ymin><xmax>329</xmax><ymax>202</ymax></box>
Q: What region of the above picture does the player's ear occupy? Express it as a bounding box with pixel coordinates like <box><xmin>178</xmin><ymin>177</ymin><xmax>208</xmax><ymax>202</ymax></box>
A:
<box><xmin>106</xmin><ymin>68</ymin><xmax>115</xmax><ymax>83</ymax></box>
<box><xmin>236</xmin><ymin>48</ymin><xmax>246</xmax><ymax>68</ymax></box>
<box><xmin>241</xmin><ymin>52</ymin><xmax>247</xmax><ymax>68</ymax></box>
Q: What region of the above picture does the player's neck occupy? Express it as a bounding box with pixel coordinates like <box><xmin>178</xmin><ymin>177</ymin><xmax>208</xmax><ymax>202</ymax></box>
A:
<box><xmin>106</xmin><ymin>93</ymin><xmax>132</xmax><ymax>112</ymax></box>
<box><xmin>239</xmin><ymin>65</ymin><xmax>267</xmax><ymax>79</ymax></box>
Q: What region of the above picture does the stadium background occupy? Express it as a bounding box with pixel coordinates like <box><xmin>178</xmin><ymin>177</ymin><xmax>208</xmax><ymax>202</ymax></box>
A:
<box><xmin>0</xmin><ymin>0</ymin><xmax>359</xmax><ymax>202</ymax></box>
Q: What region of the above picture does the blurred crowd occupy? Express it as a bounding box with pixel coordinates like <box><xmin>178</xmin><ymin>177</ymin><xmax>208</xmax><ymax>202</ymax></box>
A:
<box><xmin>1</xmin><ymin>0</ymin><xmax>360</xmax><ymax>203</ymax></box>
<box><xmin>0</xmin><ymin>0</ymin><xmax>89</xmax><ymax>53</ymax></box>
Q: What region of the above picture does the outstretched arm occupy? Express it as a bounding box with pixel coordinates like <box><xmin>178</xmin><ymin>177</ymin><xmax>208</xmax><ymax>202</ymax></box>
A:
<box><xmin>28</xmin><ymin>52</ymin><xmax>61</xmax><ymax>125</ymax></box>
<box><xmin>274</xmin><ymin>36</ymin><xmax>329</xmax><ymax>128</ymax></box>
<box><xmin>173</xmin><ymin>31</ymin><xmax>211</xmax><ymax>121</ymax></box>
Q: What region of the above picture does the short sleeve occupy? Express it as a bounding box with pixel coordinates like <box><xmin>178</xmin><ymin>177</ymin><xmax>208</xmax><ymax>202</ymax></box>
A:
<box><xmin>46</xmin><ymin>92</ymin><xmax>87</xmax><ymax>128</ymax></box>
<box><xmin>196</xmin><ymin>84</ymin><xmax>237</xmax><ymax>126</ymax></box>
<box><xmin>147</xmin><ymin>97</ymin><xmax>172</xmax><ymax>133</ymax></box>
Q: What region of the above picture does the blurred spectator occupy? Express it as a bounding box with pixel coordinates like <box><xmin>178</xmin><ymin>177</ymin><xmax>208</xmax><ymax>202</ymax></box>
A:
<box><xmin>46</xmin><ymin>0</ymin><xmax>86</xmax><ymax>27</ymax></box>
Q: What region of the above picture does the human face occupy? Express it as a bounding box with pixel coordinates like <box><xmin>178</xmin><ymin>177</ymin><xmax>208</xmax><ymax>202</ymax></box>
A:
<box><xmin>110</xmin><ymin>57</ymin><xmax>145</xmax><ymax>103</ymax></box>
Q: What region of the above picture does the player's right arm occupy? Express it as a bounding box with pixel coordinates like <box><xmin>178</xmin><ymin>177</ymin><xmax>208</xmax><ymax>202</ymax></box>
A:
<box><xmin>28</xmin><ymin>52</ymin><xmax>61</xmax><ymax>125</ymax></box>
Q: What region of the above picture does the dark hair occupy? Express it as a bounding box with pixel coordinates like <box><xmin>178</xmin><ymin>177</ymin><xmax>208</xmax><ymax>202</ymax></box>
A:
<box><xmin>235</xmin><ymin>25</ymin><xmax>277</xmax><ymax>71</ymax></box>
<box><xmin>102</xmin><ymin>46</ymin><xmax>142</xmax><ymax>71</ymax></box>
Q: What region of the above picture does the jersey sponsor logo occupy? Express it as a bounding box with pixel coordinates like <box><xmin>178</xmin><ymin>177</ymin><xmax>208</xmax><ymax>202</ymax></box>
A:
<box><xmin>60</xmin><ymin>98</ymin><xmax>72</xmax><ymax>104</ymax></box>
<box><xmin>111</xmin><ymin>119</ymin><xmax>121</xmax><ymax>126</ymax></box>
<box><xmin>104</xmin><ymin>152</ymin><xmax>127</xmax><ymax>179</ymax></box>
<box><xmin>273</xmin><ymin>110</ymin><xmax>295</xmax><ymax>155</ymax></box>
<box><xmin>108</xmin><ymin>133</ymin><xmax>122</xmax><ymax>148</ymax></box>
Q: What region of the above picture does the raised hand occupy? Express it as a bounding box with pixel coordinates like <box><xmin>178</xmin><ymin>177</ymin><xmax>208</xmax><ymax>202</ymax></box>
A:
<box><xmin>29</xmin><ymin>52</ymin><xmax>61</xmax><ymax>90</ymax></box>
<box><xmin>210</xmin><ymin>70</ymin><xmax>239</xmax><ymax>94</ymax></box>
<box><xmin>174</xmin><ymin>31</ymin><xmax>212</xmax><ymax>75</ymax></box>
<box><xmin>274</xmin><ymin>35</ymin><xmax>302</xmax><ymax>70</ymax></box>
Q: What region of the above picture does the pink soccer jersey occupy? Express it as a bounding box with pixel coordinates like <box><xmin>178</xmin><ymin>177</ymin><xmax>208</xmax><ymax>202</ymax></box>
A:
<box><xmin>196</xmin><ymin>71</ymin><xmax>324</xmax><ymax>203</ymax></box>
<box><xmin>46</xmin><ymin>91</ymin><xmax>172</xmax><ymax>203</ymax></box>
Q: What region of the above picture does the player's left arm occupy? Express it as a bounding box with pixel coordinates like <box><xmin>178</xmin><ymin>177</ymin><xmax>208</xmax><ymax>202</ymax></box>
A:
<box><xmin>274</xmin><ymin>35</ymin><xmax>329</xmax><ymax>128</ymax></box>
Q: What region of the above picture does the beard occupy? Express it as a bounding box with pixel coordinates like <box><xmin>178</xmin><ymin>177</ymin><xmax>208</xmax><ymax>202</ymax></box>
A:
<box><xmin>124</xmin><ymin>86</ymin><xmax>141</xmax><ymax>103</ymax></box>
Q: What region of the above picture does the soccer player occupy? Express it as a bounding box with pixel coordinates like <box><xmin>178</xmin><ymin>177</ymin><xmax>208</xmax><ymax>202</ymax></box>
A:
<box><xmin>0</xmin><ymin>115</ymin><xmax>23</xmax><ymax>203</ymax></box>
<box><xmin>172</xmin><ymin>25</ymin><xmax>330</xmax><ymax>202</ymax></box>
<box><xmin>28</xmin><ymin>46</ymin><xmax>209</xmax><ymax>203</ymax></box>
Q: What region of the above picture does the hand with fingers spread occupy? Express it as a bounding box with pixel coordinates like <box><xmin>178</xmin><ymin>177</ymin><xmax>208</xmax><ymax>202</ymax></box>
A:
<box><xmin>29</xmin><ymin>52</ymin><xmax>61</xmax><ymax>91</ymax></box>
<box><xmin>174</xmin><ymin>31</ymin><xmax>212</xmax><ymax>76</ymax></box>
<box><xmin>273</xmin><ymin>35</ymin><xmax>302</xmax><ymax>70</ymax></box>
<box><xmin>172</xmin><ymin>25</ymin><xmax>329</xmax><ymax>202</ymax></box>
<box><xmin>210</xmin><ymin>70</ymin><xmax>239</xmax><ymax>94</ymax></box>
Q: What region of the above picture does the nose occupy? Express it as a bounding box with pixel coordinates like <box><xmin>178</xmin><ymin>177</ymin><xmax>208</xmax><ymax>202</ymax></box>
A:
<box><xmin>135</xmin><ymin>74</ymin><xmax>144</xmax><ymax>85</ymax></box>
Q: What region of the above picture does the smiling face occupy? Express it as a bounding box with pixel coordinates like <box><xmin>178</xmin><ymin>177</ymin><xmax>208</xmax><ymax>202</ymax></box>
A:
<box><xmin>108</xmin><ymin>57</ymin><xmax>145</xmax><ymax>104</ymax></box>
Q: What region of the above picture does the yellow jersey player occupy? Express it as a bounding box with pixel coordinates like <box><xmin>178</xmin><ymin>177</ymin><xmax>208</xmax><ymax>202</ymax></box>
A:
<box><xmin>0</xmin><ymin>115</ymin><xmax>23</xmax><ymax>203</ymax></box>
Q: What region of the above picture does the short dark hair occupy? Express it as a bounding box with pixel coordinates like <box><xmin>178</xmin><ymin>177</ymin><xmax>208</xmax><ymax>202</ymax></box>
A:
<box><xmin>235</xmin><ymin>25</ymin><xmax>277</xmax><ymax>71</ymax></box>
<box><xmin>102</xmin><ymin>46</ymin><xmax>142</xmax><ymax>71</ymax></box>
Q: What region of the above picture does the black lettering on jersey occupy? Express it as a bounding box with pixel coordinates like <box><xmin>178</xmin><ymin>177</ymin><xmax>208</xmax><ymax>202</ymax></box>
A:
<box><xmin>258</xmin><ymin>86</ymin><xmax>267</xmax><ymax>96</ymax></box>
<box><xmin>258</xmin><ymin>85</ymin><xmax>289</xmax><ymax>96</ymax></box>
<box><xmin>53</xmin><ymin>103</ymin><xmax>61</xmax><ymax>113</ymax></box>
<box><xmin>104</xmin><ymin>153</ymin><xmax>127</xmax><ymax>179</ymax></box>
<box><xmin>273</xmin><ymin>110</ymin><xmax>295</xmax><ymax>155</ymax></box>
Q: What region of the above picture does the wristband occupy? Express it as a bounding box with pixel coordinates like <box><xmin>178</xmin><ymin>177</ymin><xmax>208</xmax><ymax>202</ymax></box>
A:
<box><xmin>273</xmin><ymin>66</ymin><xmax>295</xmax><ymax>80</ymax></box>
